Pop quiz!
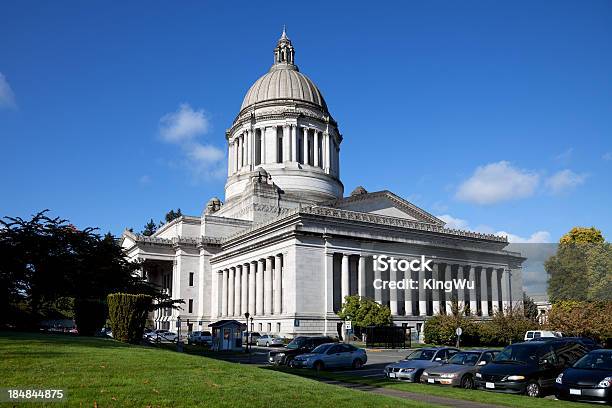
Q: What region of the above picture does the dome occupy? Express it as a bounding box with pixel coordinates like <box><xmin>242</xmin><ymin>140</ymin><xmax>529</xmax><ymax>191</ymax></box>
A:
<box><xmin>241</xmin><ymin>68</ymin><xmax>328</xmax><ymax>112</ymax></box>
<box><xmin>239</xmin><ymin>29</ymin><xmax>328</xmax><ymax>112</ymax></box>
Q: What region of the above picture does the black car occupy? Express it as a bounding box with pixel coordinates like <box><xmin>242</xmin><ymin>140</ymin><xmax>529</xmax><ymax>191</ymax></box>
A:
<box><xmin>475</xmin><ymin>338</ymin><xmax>589</xmax><ymax>397</ymax></box>
<box><xmin>268</xmin><ymin>336</ymin><xmax>337</xmax><ymax>365</ymax></box>
<box><xmin>555</xmin><ymin>349</ymin><xmax>612</xmax><ymax>403</ymax></box>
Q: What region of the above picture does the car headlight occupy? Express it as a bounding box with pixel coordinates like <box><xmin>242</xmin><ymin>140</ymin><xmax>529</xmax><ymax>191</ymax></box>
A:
<box><xmin>440</xmin><ymin>373</ymin><xmax>457</xmax><ymax>379</ymax></box>
<box><xmin>505</xmin><ymin>375</ymin><xmax>525</xmax><ymax>381</ymax></box>
<box><xmin>555</xmin><ymin>373</ymin><xmax>563</xmax><ymax>384</ymax></box>
<box><xmin>401</xmin><ymin>368</ymin><xmax>416</xmax><ymax>373</ymax></box>
<box><xmin>475</xmin><ymin>373</ymin><xmax>482</xmax><ymax>378</ymax></box>
<box><xmin>597</xmin><ymin>377</ymin><xmax>612</xmax><ymax>388</ymax></box>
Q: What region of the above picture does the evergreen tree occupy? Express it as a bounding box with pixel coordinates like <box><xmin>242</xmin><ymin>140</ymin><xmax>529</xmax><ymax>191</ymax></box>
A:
<box><xmin>141</xmin><ymin>219</ymin><xmax>157</xmax><ymax>236</ymax></box>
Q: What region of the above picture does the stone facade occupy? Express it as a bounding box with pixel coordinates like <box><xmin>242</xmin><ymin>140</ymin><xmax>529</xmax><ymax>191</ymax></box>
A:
<box><xmin>121</xmin><ymin>30</ymin><xmax>524</xmax><ymax>338</ymax></box>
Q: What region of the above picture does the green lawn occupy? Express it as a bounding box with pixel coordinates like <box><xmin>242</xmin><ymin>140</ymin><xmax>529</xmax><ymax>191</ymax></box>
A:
<box><xmin>286</xmin><ymin>369</ymin><xmax>590</xmax><ymax>408</ymax></box>
<box><xmin>0</xmin><ymin>332</ymin><xmax>438</xmax><ymax>408</ymax></box>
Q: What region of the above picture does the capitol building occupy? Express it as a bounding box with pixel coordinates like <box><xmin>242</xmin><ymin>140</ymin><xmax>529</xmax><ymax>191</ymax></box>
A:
<box><xmin>121</xmin><ymin>30</ymin><xmax>524</xmax><ymax>338</ymax></box>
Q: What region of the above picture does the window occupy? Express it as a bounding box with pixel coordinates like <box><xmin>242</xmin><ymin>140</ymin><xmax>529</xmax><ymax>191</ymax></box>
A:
<box><xmin>267</xmin><ymin>323</ymin><xmax>272</xmax><ymax>332</ymax></box>
<box><xmin>189</xmin><ymin>272</ymin><xmax>194</xmax><ymax>287</ymax></box>
<box><xmin>276</xmin><ymin>322</ymin><xmax>281</xmax><ymax>332</ymax></box>
<box><xmin>258</xmin><ymin>323</ymin><xmax>263</xmax><ymax>331</ymax></box>
<box><xmin>250</xmin><ymin>323</ymin><xmax>254</xmax><ymax>331</ymax></box>
<box><xmin>188</xmin><ymin>299</ymin><xmax>193</xmax><ymax>313</ymax></box>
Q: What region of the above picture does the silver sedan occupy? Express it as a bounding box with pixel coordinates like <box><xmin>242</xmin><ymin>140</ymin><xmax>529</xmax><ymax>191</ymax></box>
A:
<box><xmin>256</xmin><ymin>334</ymin><xmax>284</xmax><ymax>347</ymax></box>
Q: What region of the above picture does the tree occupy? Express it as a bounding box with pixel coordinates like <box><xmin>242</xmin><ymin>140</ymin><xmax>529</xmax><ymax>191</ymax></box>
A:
<box><xmin>107</xmin><ymin>293</ymin><xmax>152</xmax><ymax>343</ymax></box>
<box><xmin>547</xmin><ymin>301</ymin><xmax>612</xmax><ymax>341</ymax></box>
<box><xmin>559</xmin><ymin>227</ymin><xmax>604</xmax><ymax>245</ymax></box>
<box><xmin>337</xmin><ymin>295</ymin><xmax>392</xmax><ymax>328</ymax></box>
<box><xmin>164</xmin><ymin>208</ymin><xmax>183</xmax><ymax>224</ymax></box>
<box><xmin>486</xmin><ymin>307</ymin><xmax>537</xmax><ymax>345</ymax></box>
<box><xmin>141</xmin><ymin>219</ymin><xmax>157</xmax><ymax>236</ymax></box>
<box><xmin>523</xmin><ymin>292</ymin><xmax>539</xmax><ymax>322</ymax></box>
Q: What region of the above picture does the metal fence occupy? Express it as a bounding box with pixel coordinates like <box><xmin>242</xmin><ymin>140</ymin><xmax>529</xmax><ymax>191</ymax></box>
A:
<box><xmin>360</xmin><ymin>326</ymin><xmax>411</xmax><ymax>349</ymax></box>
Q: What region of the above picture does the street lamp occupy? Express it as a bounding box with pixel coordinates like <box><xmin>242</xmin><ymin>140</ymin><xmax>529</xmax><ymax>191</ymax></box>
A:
<box><xmin>244</xmin><ymin>312</ymin><xmax>250</xmax><ymax>355</ymax></box>
<box><xmin>176</xmin><ymin>316</ymin><xmax>183</xmax><ymax>352</ymax></box>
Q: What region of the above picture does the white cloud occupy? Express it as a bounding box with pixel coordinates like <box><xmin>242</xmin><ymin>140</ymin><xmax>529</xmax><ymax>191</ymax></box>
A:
<box><xmin>437</xmin><ymin>214</ymin><xmax>470</xmax><ymax>230</ymax></box>
<box><xmin>0</xmin><ymin>73</ymin><xmax>17</xmax><ymax>109</ymax></box>
<box><xmin>496</xmin><ymin>230</ymin><xmax>551</xmax><ymax>243</ymax></box>
<box><xmin>188</xmin><ymin>143</ymin><xmax>224</xmax><ymax>163</ymax></box>
<box><xmin>159</xmin><ymin>103</ymin><xmax>209</xmax><ymax>143</ymax></box>
<box><xmin>456</xmin><ymin>161</ymin><xmax>540</xmax><ymax>205</ymax></box>
<box><xmin>545</xmin><ymin>169</ymin><xmax>586</xmax><ymax>194</ymax></box>
<box><xmin>602</xmin><ymin>152</ymin><xmax>612</xmax><ymax>161</ymax></box>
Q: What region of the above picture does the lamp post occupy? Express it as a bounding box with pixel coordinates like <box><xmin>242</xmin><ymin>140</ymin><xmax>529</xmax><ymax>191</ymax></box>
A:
<box><xmin>244</xmin><ymin>312</ymin><xmax>250</xmax><ymax>355</ymax></box>
<box><xmin>176</xmin><ymin>316</ymin><xmax>183</xmax><ymax>352</ymax></box>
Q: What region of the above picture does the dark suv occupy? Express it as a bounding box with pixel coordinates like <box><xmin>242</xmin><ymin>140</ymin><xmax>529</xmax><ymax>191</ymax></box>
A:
<box><xmin>268</xmin><ymin>336</ymin><xmax>337</xmax><ymax>366</ymax></box>
<box><xmin>475</xmin><ymin>338</ymin><xmax>590</xmax><ymax>397</ymax></box>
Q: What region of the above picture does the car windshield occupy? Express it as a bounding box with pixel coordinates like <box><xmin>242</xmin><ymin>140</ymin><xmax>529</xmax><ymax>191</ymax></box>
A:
<box><xmin>311</xmin><ymin>344</ymin><xmax>333</xmax><ymax>354</ymax></box>
<box><xmin>405</xmin><ymin>349</ymin><xmax>436</xmax><ymax>360</ymax></box>
<box><xmin>286</xmin><ymin>338</ymin><xmax>307</xmax><ymax>350</ymax></box>
<box><xmin>573</xmin><ymin>351</ymin><xmax>612</xmax><ymax>370</ymax></box>
<box><xmin>448</xmin><ymin>352</ymin><xmax>480</xmax><ymax>366</ymax></box>
<box><xmin>495</xmin><ymin>344</ymin><xmax>540</xmax><ymax>364</ymax></box>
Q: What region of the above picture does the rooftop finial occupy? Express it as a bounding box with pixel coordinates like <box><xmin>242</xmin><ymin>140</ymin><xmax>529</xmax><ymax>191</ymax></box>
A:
<box><xmin>281</xmin><ymin>25</ymin><xmax>287</xmax><ymax>40</ymax></box>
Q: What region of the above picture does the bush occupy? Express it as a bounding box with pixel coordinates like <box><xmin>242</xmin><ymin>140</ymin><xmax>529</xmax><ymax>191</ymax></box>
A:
<box><xmin>74</xmin><ymin>298</ymin><xmax>106</xmax><ymax>336</ymax></box>
<box><xmin>107</xmin><ymin>293</ymin><xmax>152</xmax><ymax>343</ymax></box>
<box><xmin>423</xmin><ymin>313</ymin><xmax>479</xmax><ymax>346</ymax></box>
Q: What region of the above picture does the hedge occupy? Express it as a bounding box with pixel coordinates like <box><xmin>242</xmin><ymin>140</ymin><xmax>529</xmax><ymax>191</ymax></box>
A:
<box><xmin>74</xmin><ymin>298</ymin><xmax>106</xmax><ymax>336</ymax></box>
<box><xmin>107</xmin><ymin>293</ymin><xmax>152</xmax><ymax>343</ymax></box>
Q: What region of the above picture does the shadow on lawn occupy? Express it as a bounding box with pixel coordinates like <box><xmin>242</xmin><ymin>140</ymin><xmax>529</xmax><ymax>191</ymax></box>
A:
<box><xmin>0</xmin><ymin>331</ymin><xmax>140</xmax><ymax>349</ymax></box>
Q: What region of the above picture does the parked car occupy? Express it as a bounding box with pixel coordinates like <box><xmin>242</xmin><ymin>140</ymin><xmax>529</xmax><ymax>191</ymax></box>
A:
<box><xmin>256</xmin><ymin>334</ymin><xmax>284</xmax><ymax>347</ymax></box>
<box><xmin>384</xmin><ymin>347</ymin><xmax>459</xmax><ymax>382</ymax></box>
<box><xmin>291</xmin><ymin>343</ymin><xmax>367</xmax><ymax>370</ymax></box>
<box><xmin>421</xmin><ymin>350</ymin><xmax>498</xmax><ymax>389</ymax></box>
<box><xmin>555</xmin><ymin>348</ymin><xmax>612</xmax><ymax>403</ymax></box>
<box><xmin>242</xmin><ymin>332</ymin><xmax>261</xmax><ymax>345</ymax></box>
<box><xmin>269</xmin><ymin>336</ymin><xmax>337</xmax><ymax>366</ymax></box>
<box><xmin>525</xmin><ymin>330</ymin><xmax>562</xmax><ymax>341</ymax></box>
<box><xmin>475</xmin><ymin>338</ymin><xmax>590</xmax><ymax>397</ymax></box>
<box><xmin>188</xmin><ymin>330</ymin><xmax>212</xmax><ymax>345</ymax></box>
<box><xmin>148</xmin><ymin>329</ymin><xmax>178</xmax><ymax>342</ymax></box>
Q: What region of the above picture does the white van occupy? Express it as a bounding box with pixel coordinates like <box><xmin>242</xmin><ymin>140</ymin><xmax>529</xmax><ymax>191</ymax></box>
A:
<box><xmin>524</xmin><ymin>330</ymin><xmax>563</xmax><ymax>341</ymax></box>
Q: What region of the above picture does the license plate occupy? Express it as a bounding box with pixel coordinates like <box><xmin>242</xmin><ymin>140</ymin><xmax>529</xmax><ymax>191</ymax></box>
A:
<box><xmin>389</xmin><ymin>373</ymin><xmax>396</xmax><ymax>378</ymax></box>
<box><xmin>427</xmin><ymin>378</ymin><xmax>435</xmax><ymax>383</ymax></box>
<box><xmin>569</xmin><ymin>389</ymin><xmax>581</xmax><ymax>396</ymax></box>
<box><xmin>485</xmin><ymin>382</ymin><xmax>495</xmax><ymax>389</ymax></box>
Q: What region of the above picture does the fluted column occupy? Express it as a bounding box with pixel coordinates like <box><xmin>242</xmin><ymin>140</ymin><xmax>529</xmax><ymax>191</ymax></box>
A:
<box><xmin>228</xmin><ymin>267</ymin><xmax>235</xmax><ymax>316</ymax></box>
<box><xmin>374</xmin><ymin>259</ymin><xmax>382</xmax><ymax>304</ymax></box>
<box><xmin>264</xmin><ymin>257</ymin><xmax>273</xmax><ymax>314</ymax></box>
<box><xmin>313</xmin><ymin>130</ymin><xmax>320</xmax><ymax>167</ymax></box>
<box><xmin>389</xmin><ymin>264</ymin><xmax>398</xmax><ymax>315</ymax></box>
<box><xmin>323</xmin><ymin>132</ymin><xmax>329</xmax><ymax>172</ymax></box>
<box><xmin>341</xmin><ymin>254</ymin><xmax>349</xmax><ymax>303</ymax></box>
<box><xmin>468</xmin><ymin>265</ymin><xmax>478</xmax><ymax>315</ymax></box>
<box><xmin>260</xmin><ymin>127</ymin><xmax>266</xmax><ymax>164</ymax></box>
<box><xmin>241</xmin><ymin>263</ymin><xmax>249</xmax><ymax>315</ymax></box>
<box><xmin>234</xmin><ymin>265</ymin><xmax>242</xmax><ymax>316</ymax></box>
<box><xmin>405</xmin><ymin>269</ymin><xmax>413</xmax><ymax>316</ymax></box>
<box><xmin>233</xmin><ymin>140</ymin><xmax>238</xmax><ymax>172</ymax></box>
<box><xmin>228</xmin><ymin>143</ymin><xmax>233</xmax><ymax>175</ymax></box>
<box><xmin>302</xmin><ymin>127</ymin><xmax>309</xmax><ymax>165</ymax></box>
<box><xmin>432</xmin><ymin>263</ymin><xmax>441</xmax><ymax>315</ymax></box>
<box><xmin>457</xmin><ymin>265</ymin><xmax>465</xmax><ymax>313</ymax></box>
<box><xmin>247</xmin><ymin>129</ymin><xmax>252</xmax><ymax>168</ymax></box>
<box><xmin>480</xmin><ymin>267</ymin><xmax>489</xmax><ymax>317</ymax></box>
<box><xmin>256</xmin><ymin>259</ymin><xmax>264</xmax><ymax>315</ymax></box>
<box><xmin>291</xmin><ymin>125</ymin><xmax>297</xmax><ymax>161</ymax></box>
<box><xmin>418</xmin><ymin>264</ymin><xmax>427</xmax><ymax>316</ymax></box>
<box><xmin>491</xmin><ymin>268</ymin><xmax>500</xmax><ymax>314</ymax></box>
<box><xmin>221</xmin><ymin>269</ymin><xmax>228</xmax><ymax>316</ymax></box>
<box><xmin>248</xmin><ymin>262</ymin><xmax>256</xmax><ymax>315</ymax></box>
<box><xmin>357</xmin><ymin>255</ymin><xmax>366</xmax><ymax>297</ymax></box>
<box><xmin>444</xmin><ymin>264</ymin><xmax>453</xmax><ymax>313</ymax></box>
<box><xmin>274</xmin><ymin>254</ymin><xmax>282</xmax><ymax>314</ymax></box>
<box><xmin>501</xmin><ymin>268</ymin><xmax>511</xmax><ymax>312</ymax></box>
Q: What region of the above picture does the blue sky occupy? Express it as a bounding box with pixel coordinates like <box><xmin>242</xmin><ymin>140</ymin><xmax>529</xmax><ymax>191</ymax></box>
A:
<box><xmin>1</xmin><ymin>1</ymin><xmax>610</xmax><ymax>241</ymax></box>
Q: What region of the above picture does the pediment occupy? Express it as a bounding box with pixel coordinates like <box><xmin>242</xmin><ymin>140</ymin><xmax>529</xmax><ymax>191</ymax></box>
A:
<box><xmin>325</xmin><ymin>190</ymin><xmax>444</xmax><ymax>225</ymax></box>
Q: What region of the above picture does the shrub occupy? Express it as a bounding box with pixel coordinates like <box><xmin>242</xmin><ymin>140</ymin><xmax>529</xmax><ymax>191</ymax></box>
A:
<box><xmin>423</xmin><ymin>312</ymin><xmax>479</xmax><ymax>346</ymax></box>
<box><xmin>74</xmin><ymin>298</ymin><xmax>106</xmax><ymax>336</ymax></box>
<box><xmin>107</xmin><ymin>293</ymin><xmax>152</xmax><ymax>343</ymax></box>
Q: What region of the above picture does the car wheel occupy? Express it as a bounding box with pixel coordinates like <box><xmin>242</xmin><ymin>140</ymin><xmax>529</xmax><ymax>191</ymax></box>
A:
<box><xmin>352</xmin><ymin>359</ymin><xmax>364</xmax><ymax>369</ymax></box>
<box><xmin>314</xmin><ymin>361</ymin><xmax>324</xmax><ymax>372</ymax></box>
<box><xmin>413</xmin><ymin>370</ymin><xmax>424</xmax><ymax>383</ymax></box>
<box><xmin>525</xmin><ymin>381</ymin><xmax>542</xmax><ymax>398</ymax></box>
<box><xmin>460</xmin><ymin>375</ymin><xmax>474</xmax><ymax>389</ymax></box>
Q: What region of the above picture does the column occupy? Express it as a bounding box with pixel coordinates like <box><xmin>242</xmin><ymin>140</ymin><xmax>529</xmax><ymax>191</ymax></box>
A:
<box><xmin>491</xmin><ymin>268</ymin><xmax>500</xmax><ymax>314</ymax></box>
<box><xmin>246</xmin><ymin>129</ymin><xmax>252</xmax><ymax>168</ymax></box>
<box><xmin>405</xmin><ymin>269</ymin><xmax>413</xmax><ymax>316</ymax></box>
<box><xmin>237</xmin><ymin>135</ymin><xmax>243</xmax><ymax>170</ymax></box>
<box><xmin>260</xmin><ymin>127</ymin><xmax>266</xmax><ymax>165</ymax></box>
<box><xmin>341</xmin><ymin>254</ymin><xmax>349</xmax><ymax>303</ymax></box>
<box><xmin>431</xmin><ymin>263</ymin><xmax>441</xmax><ymax>315</ymax></box>
<box><xmin>241</xmin><ymin>263</ymin><xmax>249</xmax><ymax>315</ymax></box>
<box><xmin>357</xmin><ymin>255</ymin><xmax>366</xmax><ymax>297</ymax></box>
<box><xmin>274</xmin><ymin>254</ymin><xmax>282</xmax><ymax>314</ymax></box>
<box><xmin>468</xmin><ymin>265</ymin><xmax>478</xmax><ymax>316</ymax></box>
<box><xmin>501</xmin><ymin>268</ymin><xmax>511</xmax><ymax>312</ymax></box>
<box><xmin>248</xmin><ymin>261</ymin><xmax>256</xmax><ymax>315</ymax></box>
<box><xmin>418</xmin><ymin>264</ymin><xmax>427</xmax><ymax>316</ymax></box>
<box><xmin>322</xmin><ymin>132</ymin><xmax>329</xmax><ymax>171</ymax></box>
<box><xmin>234</xmin><ymin>265</ymin><xmax>241</xmax><ymax>316</ymax></box>
<box><xmin>291</xmin><ymin>125</ymin><xmax>297</xmax><ymax>161</ymax></box>
<box><xmin>233</xmin><ymin>140</ymin><xmax>238</xmax><ymax>172</ymax></box>
<box><xmin>374</xmin><ymin>257</ymin><xmax>382</xmax><ymax>304</ymax></box>
<box><xmin>282</xmin><ymin>125</ymin><xmax>289</xmax><ymax>162</ymax></box>
<box><xmin>324</xmin><ymin>252</ymin><xmax>335</xmax><ymax>314</ymax></box>
<box><xmin>313</xmin><ymin>130</ymin><xmax>320</xmax><ymax>167</ymax></box>
<box><xmin>228</xmin><ymin>267</ymin><xmax>235</xmax><ymax>316</ymax></box>
<box><xmin>480</xmin><ymin>267</ymin><xmax>489</xmax><ymax>317</ymax></box>
<box><xmin>303</xmin><ymin>127</ymin><xmax>309</xmax><ymax>165</ymax></box>
<box><xmin>256</xmin><ymin>259</ymin><xmax>264</xmax><ymax>315</ymax></box>
<box><xmin>457</xmin><ymin>265</ymin><xmax>465</xmax><ymax>313</ymax></box>
<box><xmin>444</xmin><ymin>264</ymin><xmax>453</xmax><ymax>313</ymax></box>
<box><xmin>389</xmin><ymin>263</ymin><xmax>398</xmax><ymax>315</ymax></box>
<box><xmin>264</xmin><ymin>257</ymin><xmax>273</xmax><ymax>314</ymax></box>
<box><xmin>227</xmin><ymin>143</ymin><xmax>233</xmax><ymax>175</ymax></box>
<box><xmin>221</xmin><ymin>269</ymin><xmax>228</xmax><ymax>316</ymax></box>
